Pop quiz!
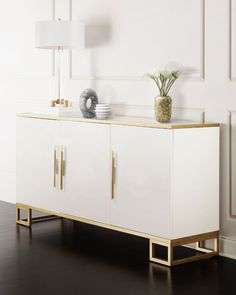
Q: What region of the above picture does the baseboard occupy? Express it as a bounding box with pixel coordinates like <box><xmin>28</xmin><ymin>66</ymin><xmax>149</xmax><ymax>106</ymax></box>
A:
<box><xmin>0</xmin><ymin>199</ymin><xmax>15</xmax><ymax>205</ymax></box>
<box><xmin>220</xmin><ymin>236</ymin><xmax>236</xmax><ymax>260</ymax></box>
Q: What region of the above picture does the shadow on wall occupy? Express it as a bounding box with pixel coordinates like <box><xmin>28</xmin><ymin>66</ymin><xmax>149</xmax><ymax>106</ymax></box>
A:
<box><xmin>79</xmin><ymin>23</ymin><xmax>112</xmax><ymax>93</ymax></box>
<box><xmin>85</xmin><ymin>24</ymin><xmax>112</xmax><ymax>48</ymax></box>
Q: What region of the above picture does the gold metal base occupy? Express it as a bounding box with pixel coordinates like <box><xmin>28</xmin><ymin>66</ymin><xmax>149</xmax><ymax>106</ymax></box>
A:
<box><xmin>16</xmin><ymin>205</ymin><xmax>32</xmax><ymax>227</ymax></box>
<box><xmin>150</xmin><ymin>231</ymin><xmax>219</xmax><ymax>266</ymax></box>
<box><xmin>16</xmin><ymin>204</ymin><xmax>60</xmax><ymax>227</ymax></box>
<box><xmin>16</xmin><ymin>203</ymin><xmax>219</xmax><ymax>266</ymax></box>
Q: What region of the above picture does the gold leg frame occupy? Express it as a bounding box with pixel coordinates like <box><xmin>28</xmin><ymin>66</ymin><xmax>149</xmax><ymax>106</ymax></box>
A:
<box><xmin>150</xmin><ymin>231</ymin><xmax>219</xmax><ymax>266</ymax></box>
<box><xmin>16</xmin><ymin>203</ymin><xmax>219</xmax><ymax>266</ymax></box>
<box><xmin>16</xmin><ymin>204</ymin><xmax>60</xmax><ymax>227</ymax></box>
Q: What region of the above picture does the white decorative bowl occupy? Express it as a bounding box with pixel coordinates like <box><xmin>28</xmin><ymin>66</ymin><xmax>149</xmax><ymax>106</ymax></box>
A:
<box><xmin>95</xmin><ymin>110</ymin><xmax>110</xmax><ymax>114</ymax></box>
<box><xmin>96</xmin><ymin>103</ymin><xmax>110</xmax><ymax>107</ymax></box>
<box><xmin>95</xmin><ymin>103</ymin><xmax>111</xmax><ymax>119</ymax></box>
<box><xmin>96</xmin><ymin>108</ymin><xmax>110</xmax><ymax>112</ymax></box>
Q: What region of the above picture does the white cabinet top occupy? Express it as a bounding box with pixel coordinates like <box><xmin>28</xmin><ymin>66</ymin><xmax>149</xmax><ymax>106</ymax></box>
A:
<box><xmin>17</xmin><ymin>113</ymin><xmax>219</xmax><ymax>129</ymax></box>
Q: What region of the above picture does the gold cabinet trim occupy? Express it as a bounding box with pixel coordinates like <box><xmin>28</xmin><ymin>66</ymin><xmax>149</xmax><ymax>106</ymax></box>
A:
<box><xmin>16</xmin><ymin>202</ymin><xmax>219</xmax><ymax>266</ymax></box>
<box><xmin>17</xmin><ymin>113</ymin><xmax>220</xmax><ymax>130</ymax></box>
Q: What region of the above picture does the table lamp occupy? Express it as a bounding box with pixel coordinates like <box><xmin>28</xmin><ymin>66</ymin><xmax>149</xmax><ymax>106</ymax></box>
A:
<box><xmin>35</xmin><ymin>19</ymin><xmax>85</xmax><ymax>107</ymax></box>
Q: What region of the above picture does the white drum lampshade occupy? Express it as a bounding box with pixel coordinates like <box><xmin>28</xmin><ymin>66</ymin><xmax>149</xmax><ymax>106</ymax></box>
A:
<box><xmin>35</xmin><ymin>20</ymin><xmax>85</xmax><ymax>49</ymax></box>
<box><xmin>35</xmin><ymin>20</ymin><xmax>85</xmax><ymax>101</ymax></box>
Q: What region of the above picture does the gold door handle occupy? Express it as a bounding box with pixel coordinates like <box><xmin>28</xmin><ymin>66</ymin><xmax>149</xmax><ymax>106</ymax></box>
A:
<box><xmin>112</xmin><ymin>151</ymin><xmax>116</xmax><ymax>199</ymax></box>
<box><xmin>60</xmin><ymin>145</ymin><xmax>65</xmax><ymax>190</ymax></box>
<box><xmin>53</xmin><ymin>146</ymin><xmax>58</xmax><ymax>188</ymax></box>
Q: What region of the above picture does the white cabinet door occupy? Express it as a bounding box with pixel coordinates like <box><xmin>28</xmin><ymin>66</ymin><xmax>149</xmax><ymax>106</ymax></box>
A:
<box><xmin>59</xmin><ymin>121</ymin><xmax>111</xmax><ymax>224</ymax></box>
<box><xmin>16</xmin><ymin>118</ymin><xmax>60</xmax><ymax>212</ymax></box>
<box><xmin>110</xmin><ymin>125</ymin><xmax>172</xmax><ymax>237</ymax></box>
<box><xmin>172</xmin><ymin>127</ymin><xmax>219</xmax><ymax>238</ymax></box>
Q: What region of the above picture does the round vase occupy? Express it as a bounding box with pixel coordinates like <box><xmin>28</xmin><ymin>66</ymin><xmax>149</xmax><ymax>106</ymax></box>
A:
<box><xmin>154</xmin><ymin>96</ymin><xmax>172</xmax><ymax>123</ymax></box>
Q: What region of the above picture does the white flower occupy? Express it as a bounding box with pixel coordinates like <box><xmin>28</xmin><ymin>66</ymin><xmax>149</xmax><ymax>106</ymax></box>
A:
<box><xmin>165</xmin><ymin>62</ymin><xmax>182</xmax><ymax>78</ymax></box>
<box><xmin>144</xmin><ymin>63</ymin><xmax>181</xmax><ymax>81</ymax></box>
<box><xmin>154</xmin><ymin>65</ymin><xmax>166</xmax><ymax>76</ymax></box>
<box><xmin>171</xmin><ymin>70</ymin><xmax>181</xmax><ymax>79</ymax></box>
<box><xmin>143</xmin><ymin>71</ymin><xmax>156</xmax><ymax>79</ymax></box>
<box><xmin>160</xmin><ymin>70</ymin><xmax>172</xmax><ymax>79</ymax></box>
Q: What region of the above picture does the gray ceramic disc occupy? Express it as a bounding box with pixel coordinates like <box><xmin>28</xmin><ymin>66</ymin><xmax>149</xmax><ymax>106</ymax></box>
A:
<box><xmin>79</xmin><ymin>88</ymin><xmax>98</xmax><ymax>118</ymax></box>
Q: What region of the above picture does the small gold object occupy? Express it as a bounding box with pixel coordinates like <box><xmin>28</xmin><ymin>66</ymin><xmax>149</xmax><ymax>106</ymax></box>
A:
<box><xmin>51</xmin><ymin>99</ymin><xmax>69</xmax><ymax>108</ymax></box>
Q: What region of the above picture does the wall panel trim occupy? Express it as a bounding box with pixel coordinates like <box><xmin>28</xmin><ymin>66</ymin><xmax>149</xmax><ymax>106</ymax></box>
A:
<box><xmin>228</xmin><ymin>111</ymin><xmax>236</xmax><ymax>218</ymax></box>
<box><xmin>69</xmin><ymin>0</ymin><xmax>206</xmax><ymax>81</ymax></box>
<box><xmin>229</xmin><ymin>0</ymin><xmax>236</xmax><ymax>80</ymax></box>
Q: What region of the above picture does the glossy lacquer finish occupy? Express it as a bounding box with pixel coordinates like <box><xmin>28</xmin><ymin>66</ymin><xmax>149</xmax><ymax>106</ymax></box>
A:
<box><xmin>16</xmin><ymin>118</ymin><xmax>60</xmax><ymax>212</ymax></box>
<box><xmin>17</xmin><ymin>117</ymin><xmax>219</xmax><ymax>242</ymax></box>
<box><xmin>0</xmin><ymin>201</ymin><xmax>234</xmax><ymax>295</ymax></box>
<box><xmin>17</xmin><ymin>118</ymin><xmax>111</xmax><ymax>224</ymax></box>
<box><xmin>59</xmin><ymin>120</ymin><xmax>110</xmax><ymax>223</ymax></box>
<box><xmin>110</xmin><ymin>125</ymin><xmax>172</xmax><ymax>237</ymax></box>
<box><xmin>172</xmin><ymin>127</ymin><xmax>219</xmax><ymax>238</ymax></box>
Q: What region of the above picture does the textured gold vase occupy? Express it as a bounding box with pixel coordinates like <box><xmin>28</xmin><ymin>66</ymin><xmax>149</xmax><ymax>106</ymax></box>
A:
<box><xmin>154</xmin><ymin>96</ymin><xmax>172</xmax><ymax>123</ymax></box>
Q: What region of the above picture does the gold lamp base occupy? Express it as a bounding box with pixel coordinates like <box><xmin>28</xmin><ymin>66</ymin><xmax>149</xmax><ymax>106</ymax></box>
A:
<box><xmin>50</xmin><ymin>99</ymin><xmax>70</xmax><ymax>108</ymax></box>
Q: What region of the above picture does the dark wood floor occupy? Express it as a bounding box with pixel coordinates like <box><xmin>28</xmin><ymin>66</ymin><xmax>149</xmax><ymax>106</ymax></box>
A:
<box><xmin>0</xmin><ymin>201</ymin><xmax>235</xmax><ymax>295</ymax></box>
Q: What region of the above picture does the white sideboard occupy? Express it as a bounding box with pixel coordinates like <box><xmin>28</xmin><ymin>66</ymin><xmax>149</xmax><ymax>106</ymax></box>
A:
<box><xmin>16</xmin><ymin>113</ymin><xmax>220</xmax><ymax>266</ymax></box>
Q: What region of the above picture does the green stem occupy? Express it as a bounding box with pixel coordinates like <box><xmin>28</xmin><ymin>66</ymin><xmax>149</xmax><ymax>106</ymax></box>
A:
<box><xmin>166</xmin><ymin>79</ymin><xmax>176</xmax><ymax>95</ymax></box>
<box><xmin>165</xmin><ymin>78</ymin><xmax>173</xmax><ymax>94</ymax></box>
<box><xmin>161</xmin><ymin>79</ymin><xmax>167</xmax><ymax>96</ymax></box>
<box><xmin>152</xmin><ymin>77</ymin><xmax>161</xmax><ymax>93</ymax></box>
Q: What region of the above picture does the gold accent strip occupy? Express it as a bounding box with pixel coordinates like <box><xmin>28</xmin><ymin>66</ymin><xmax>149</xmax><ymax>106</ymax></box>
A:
<box><xmin>60</xmin><ymin>146</ymin><xmax>65</xmax><ymax>190</ymax></box>
<box><xmin>53</xmin><ymin>145</ymin><xmax>58</xmax><ymax>188</ymax></box>
<box><xmin>171</xmin><ymin>123</ymin><xmax>219</xmax><ymax>129</ymax></box>
<box><xmin>111</xmin><ymin>151</ymin><xmax>116</xmax><ymax>199</ymax></box>
<box><xmin>31</xmin><ymin>215</ymin><xmax>60</xmax><ymax>222</ymax></box>
<box><xmin>17</xmin><ymin>113</ymin><xmax>220</xmax><ymax>130</ymax></box>
<box><xmin>171</xmin><ymin>231</ymin><xmax>219</xmax><ymax>247</ymax></box>
<box><xmin>195</xmin><ymin>241</ymin><xmax>212</xmax><ymax>253</ymax></box>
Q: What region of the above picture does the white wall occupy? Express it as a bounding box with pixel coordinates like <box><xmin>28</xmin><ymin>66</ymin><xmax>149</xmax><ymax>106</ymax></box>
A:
<box><xmin>0</xmin><ymin>0</ymin><xmax>236</xmax><ymax>259</ymax></box>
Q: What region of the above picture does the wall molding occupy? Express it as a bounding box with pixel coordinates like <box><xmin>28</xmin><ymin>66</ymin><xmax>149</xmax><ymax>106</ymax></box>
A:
<box><xmin>229</xmin><ymin>0</ymin><xmax>233</xmax><ymax>79</ymax></box>
<box><xmin>229</xmin><ymin>0</ymin><xmax>236</xmax><ymax>80</ymax></box>
<box><xmin>228</xmin><ymin>111</ymin><xmax>236</xmax><ymax>218</ymax></box>
<box><xmin>0</xmin><ymin>0</ymin><xmax>56</xmax><ymax>80</ymax></box>
<box><xmin>69</xmin><ymin>0</ymin><xmax>205</xmax><ymax>81</ymax></box>
<box><xmin>52</xmin><ymin>0</ymin><xmax>56</xmax><ymax>76</ymax></box>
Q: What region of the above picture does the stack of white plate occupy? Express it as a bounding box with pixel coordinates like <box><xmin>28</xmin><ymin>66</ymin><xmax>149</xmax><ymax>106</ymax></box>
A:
<box><xmin>95</xmin><ymin>104</ymin><xmax>111</xmax><ymax>119</ymax></box>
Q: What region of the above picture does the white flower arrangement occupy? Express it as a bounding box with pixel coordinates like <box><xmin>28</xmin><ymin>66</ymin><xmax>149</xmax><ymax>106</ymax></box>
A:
<box><xmin>145</xmin><ymin>65</ymin><xmax>181</xmax><ymax>97</ymax></box>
